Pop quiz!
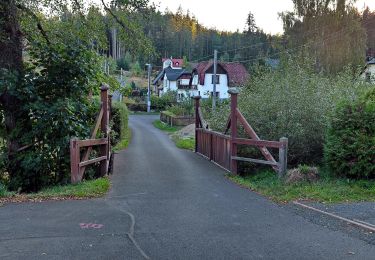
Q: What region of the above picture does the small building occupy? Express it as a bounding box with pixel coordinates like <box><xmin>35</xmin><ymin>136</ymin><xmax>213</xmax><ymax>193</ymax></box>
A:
<box><xmin>191</xmin><ymin>61</ymin><xmax>249</xmax><ymax>99</ymax></box>
<box><xmin>361</xmin><ymin>58</ymin><xmax>375</xmax><ymax>83</ymax></box>
<box><xmin>153</xmin><ymin>58</ymin><xmax>195</xmax><ymax>101</ymax></box>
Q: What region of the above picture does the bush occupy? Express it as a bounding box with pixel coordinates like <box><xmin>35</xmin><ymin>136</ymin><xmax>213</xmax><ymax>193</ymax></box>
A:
<box><xmin>164</xmin><ymin>93</ymin><xmax>193</xmax><ymax>116</ymax></box>
<box><xmin>130</xmin><ymin>61</ymin><xmax>143</xmax><ymax>76</ymax></box>
<box><xmin>111</xmin><ymin>101</ymin><xmax>129</xmax><ymax>146</ymax></box>
<box><xmin>206</xmin><ymin>56</ymin><xmax>370</xmax><ymax>167</ymax></box>
<box><xmin>325</xmin><ymin>87</ymin><xmax>375</xmax><ymax>179</ymax></box>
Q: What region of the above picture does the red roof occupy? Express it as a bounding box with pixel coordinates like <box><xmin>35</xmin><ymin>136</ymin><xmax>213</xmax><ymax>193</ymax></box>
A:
<box><xmin>193</xmin><ymin>61</ymin><xmax>249</xmax><ymax>87</ymax></box>
<box><xmin>162</xmin><ymin>58</ymin><xmax>184</xmax><ymax>68</ymax></box>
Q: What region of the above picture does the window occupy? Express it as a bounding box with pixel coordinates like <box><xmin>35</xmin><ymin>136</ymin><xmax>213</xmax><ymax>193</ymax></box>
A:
<box><xmin>210</xmin><ymin>91</ymin><xmax>220</xmax><ymax>98</ymax></box>
<box><xmin>366</xmin><ymin>72</ymin><xmax>371</xmax><ymax>82</ymax></box>
<box><xmin>211</xmin><ymin>75</ymin><xmax>220</xmax><ymax>84</ymax></box>
<box><xmin>178</xmin><ymin>93</ymin><xmax>185</xmax><ymax>100</ymax></box>
<box><xmin>198</xmin><ymin>91</ymin><xmax>201</xmax><ymax>96</ymax></box>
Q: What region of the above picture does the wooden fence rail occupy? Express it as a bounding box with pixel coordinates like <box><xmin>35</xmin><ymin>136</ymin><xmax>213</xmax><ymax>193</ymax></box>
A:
<box><xmin>70</xmin><ymin>84</ymin><xmax>112</xmax><ymax>184</ymax></box>
<box><xmin>194</xmin><ymin>89</ymin><xmax>288</xmax><ymax>176</ymax></box>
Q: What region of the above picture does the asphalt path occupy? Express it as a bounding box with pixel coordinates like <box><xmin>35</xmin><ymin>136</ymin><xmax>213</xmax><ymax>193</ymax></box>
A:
<box><xmin>1</xmin><ymin>114</ymin><xmax>375</xmax><ymax>259</ymax></box>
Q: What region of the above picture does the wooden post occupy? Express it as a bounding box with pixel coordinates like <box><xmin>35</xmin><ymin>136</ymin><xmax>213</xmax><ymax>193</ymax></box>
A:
<box><xmin>228</xmin><ymin>88</ymin><xmax>239</xmax><ymax>174</ymax></box>
<box><xmin>278</xmin><ymin>137</ymin><xmax>288</xmax><ymax>177</ymax></box>
<box><xmin>70</xmin><ymin>138</ymin><xmax>80</xmax><ymax>184</ymax></box>
<box><xmin>193</xmin><ymin>96</ymin><xmax>201</xmax><ymax>153</ymax></box>
<box><xmin>108</xmin><ymin>94</ymin><xmax>113</xmax><ymax>121</ymax></box>
<box><xmin>100</xmin><ymin>84</ymin><xmax>109</xmax><ymax>176</ymax></box>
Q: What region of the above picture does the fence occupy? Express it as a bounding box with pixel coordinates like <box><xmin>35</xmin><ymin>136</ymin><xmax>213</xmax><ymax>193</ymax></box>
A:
<box><xmin>194</xmin><ymin>89</ymin><xmax>288</xmax><ymax>176</ymax></box>
<box><xmin>70</xmin><ymin>84</ymin><xmax>112</xmax><ymax>184</ymax></box>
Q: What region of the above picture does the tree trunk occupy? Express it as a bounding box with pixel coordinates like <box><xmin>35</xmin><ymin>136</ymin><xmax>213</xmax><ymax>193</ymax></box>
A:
<box><xmin>0</xmin><ymin>0</ymin><xmax>24</xmax><ymax>185</ymax></box>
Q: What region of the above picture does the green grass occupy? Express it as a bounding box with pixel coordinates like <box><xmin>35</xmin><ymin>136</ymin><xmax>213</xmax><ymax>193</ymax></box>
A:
<box><xmin>114</xmin><ymin>128</ymin><xmax>131</xmax><ymax>151</ymax></box>
<box><xmin>162</xmin><ymin>110</ymin><xmax>176</xmax><ymax>117</ymax></box>
<box><xmin>130</xmin><ymin>111</ymin><xmax>160</xmax><ymax>115</ymax></box>
<box><xmin>0</xmin><ymin>177</ymin><xmax>110</xmax><ymax>203</ymax></box>
<box><xmin>153</xmin><ymin>120</ymin><xmax>181</xmax><ymax>133</ymax></box>
<box><xmin>173</xmin><ymin>136</ymin><xmax>195</xmax><ymax>150</ymax></box>
<box><xmin>228</xmin><ymin>170</ymin><xmax>375</xmax><ymax>204</ymax></box>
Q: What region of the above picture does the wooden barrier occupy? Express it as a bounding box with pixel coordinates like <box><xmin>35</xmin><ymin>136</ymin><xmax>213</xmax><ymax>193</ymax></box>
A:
<box><xmin>194</xmin><ymin>89</ymin><xmax>288</xmax><ymax>176</ymax></box>
<box><xmin>70</xmin><ymin>84</ymin><xmax>112</xmax><ymax>184</ymax></box>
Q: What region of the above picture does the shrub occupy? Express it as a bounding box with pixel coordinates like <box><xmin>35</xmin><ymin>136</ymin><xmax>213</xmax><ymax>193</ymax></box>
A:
<box><xmin>324</xmin><ymin>87</ymin><xmax>375</xmax><ymax>179</ymax></box>
<box><xmin>130</xmin><ymin>61</ymin><xmax>143</xmax><ymax>76</ymax></box>
<box><xmin>111</xmin><ymin>101</ymin><xmax>129</xmax><ymax>146</ymax></box>
<box><xmin>206</xmin><ymin>56</ymin><xmax>370</xmax><ymax>167</ymax></box>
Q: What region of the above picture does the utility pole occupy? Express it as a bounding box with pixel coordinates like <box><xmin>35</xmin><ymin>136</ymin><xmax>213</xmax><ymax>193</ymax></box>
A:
<box><xmin>146</xmin><ymin>63</ymin><xmax>152</xmax><ymax>113</ymax></box>
<box><xmin>212</xmin><ymin>49</ymin><xmax>218</xmax><ymax>111</ymax></box>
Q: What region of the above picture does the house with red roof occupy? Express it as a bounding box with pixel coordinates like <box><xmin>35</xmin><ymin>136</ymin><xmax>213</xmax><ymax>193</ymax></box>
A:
<box><xmin>191</xmin><ymin>61</ymin><xmax>249</xmax><ymax>99</ymax></box>
<box><xmin>153</xmin><ymin>59</ymin><xmax>249</xmax><ymax>101</ymax></box>
<box><xmin>153</xmin><ymin>58</ymin><xmax>194</xmax><ymax>101</ymax></box>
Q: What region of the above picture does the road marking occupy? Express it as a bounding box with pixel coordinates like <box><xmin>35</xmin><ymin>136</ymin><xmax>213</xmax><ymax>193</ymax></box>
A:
<box><xmin>80</xmin><ymin>223</ymin><xmax>104</xmax><ymax>229</ymax></box>
<box><xmin>293</xmin><ymin>201</ymin><xmax>375</xmax><ymax>232</ymax></box>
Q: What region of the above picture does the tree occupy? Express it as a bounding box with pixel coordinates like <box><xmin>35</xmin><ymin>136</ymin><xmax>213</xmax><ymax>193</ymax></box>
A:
<box><xmin>0</xmin><ymin>0</ymin><xmax>155</xmax><ymax>190</ymax></box>
<box><xmin>245</xmin><ymin>12</ymin><xmax>258</xmax><ymax>34</ymax></box>
<box><xmin>281</xmin><ymin>0</ymin><xmax>366</xmax><ymax>74</ymax></box>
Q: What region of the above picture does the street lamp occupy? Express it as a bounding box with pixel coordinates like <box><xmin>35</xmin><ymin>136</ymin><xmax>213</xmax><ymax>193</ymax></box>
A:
<box><xmin>145</xmin><ymin>63</ymin><xmax>152</xmax><ymax>113</ymax></box>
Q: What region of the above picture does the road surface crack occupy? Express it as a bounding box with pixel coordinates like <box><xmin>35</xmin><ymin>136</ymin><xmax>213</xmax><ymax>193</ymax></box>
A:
<box><xmin>105</xmin><ymin>200</ymin><xmax>150</xmax><ymax>259</ymax></box>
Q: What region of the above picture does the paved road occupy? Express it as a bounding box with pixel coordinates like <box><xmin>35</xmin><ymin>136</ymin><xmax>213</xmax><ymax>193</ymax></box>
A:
<box><xmin>1</xmin><ymin>115</ymin><xmax>375</xmax><ymax>259</ymax></box>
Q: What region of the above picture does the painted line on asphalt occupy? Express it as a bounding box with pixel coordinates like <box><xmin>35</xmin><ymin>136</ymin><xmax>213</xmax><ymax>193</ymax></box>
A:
<box><xmin>293</xmin><ymin>201</ymin><xmax>375</xmax><ymax>233</ymax></box>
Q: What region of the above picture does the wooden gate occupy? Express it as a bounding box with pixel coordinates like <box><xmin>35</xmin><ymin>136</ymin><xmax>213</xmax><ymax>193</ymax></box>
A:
<box><xmin>70</xmin><ymin>84</ymin><xmax>112</xmax><ymax>184</ymax></box>
<box><xmin>194</xmin><ymin>89</ymin><xmax>288</xmax><ymax>176</ymax></box>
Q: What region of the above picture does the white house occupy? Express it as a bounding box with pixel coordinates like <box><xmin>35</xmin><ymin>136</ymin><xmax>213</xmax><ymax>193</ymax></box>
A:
<box><xmin>191</xmin><ymin>61</ymin><xmax>249</xmax><ymax>99</ymax></box>
<box><xmin>153</xmin><ymin>58</ymin><xmax>196</xmax><ymax>101</ymax></box>
<box><xmin>361</xmin><ymin>58</ymin><xmax>375</xmax><ymax>83</ymax></box>
<box><xmin>153</xmin><ymin>59</ymin><xmax>249</xmax><ymax>101</ymax></box>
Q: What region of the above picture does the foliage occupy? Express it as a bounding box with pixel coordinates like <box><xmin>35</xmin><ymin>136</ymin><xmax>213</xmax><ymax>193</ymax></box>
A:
<box><xmin>130</xmin><ymin>61</ymin><xmax>143</xmax><ymax>76</ymax></box>
<box><xmin>281</xmin><ymin>1</ymin><xmax>367</xmax><ymax>74</ymax></box>
<box><xmin>111</xmin><ymin>101</ymin><xmax>129</xmax><ymax>147</ymax></box>
<box><xmin>117</xmin><ymin>52</ymin><xmax>132</xmax><ymax>71</ymax></box>
<box><xmin>151</xmin><ymin>91</ymin><xmax>177</xmax><ymax>111</ymax></box>
<box><xmin>206</xmin><ymin>56</ymin><xmax>370</xmax><ymax>167</ymax></box>
<box><xmin>3</xmin><ymin>41</ymin><xmax>109</xmax><ymax>192</ymax></box>
<box><xmin>173</xmin><ymin>137</ymin><xmax>195</xmax><ymax>150</ymax></box>
<box><xmin>165</xmin><ymin>93</ymin><xmax>193</xmax><ymax>116</ymax></box>
<box><xmin>0</xmin><ymin>177</ymin><xmax>110</xmax><ymax>201</ymax></box>
<box><xmin>324</xmin><ymin>87</ymin><xmax>375</xmax><ymax>179</ymax></box>
<box><xmin>0</xmin><ymin>0</ymin><xmax>153</xmax><ymax>193</ymax></box>
<box><xmin>139</xmin><ymin>5</ymin><xmax>282</xmax><ymax>68</ymax></box>
<box><xmin>32</xmin><ymin>177</ymin><xmax>110</xmax><ymax>199</ymax></box>
<box><xmin>153</xmin><ymin>120</ymin><xmax>180</xmax><ymax>133</ymax></box>
<box><xmin>229</xmin><ymin>170</ymin><xmax>375</xmax><ymax>203</ymax></box>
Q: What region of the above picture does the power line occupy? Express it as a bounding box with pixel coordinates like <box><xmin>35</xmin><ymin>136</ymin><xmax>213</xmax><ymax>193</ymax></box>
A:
<box><xmin>216</xmin><ymin>18</ymin><xmax>373</xmax><ymax>61</ymax></box>
<box><xmin>222</xmin><ymin>22</ymin><xmax>374</xmax><ymax>65</ymax></box>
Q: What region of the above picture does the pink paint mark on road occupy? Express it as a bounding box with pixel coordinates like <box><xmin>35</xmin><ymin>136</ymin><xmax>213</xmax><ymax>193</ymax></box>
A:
<box><xmin>80</xmin><ymin>223</ymin><xmax>104</xmax><ymax>229</ymax></box>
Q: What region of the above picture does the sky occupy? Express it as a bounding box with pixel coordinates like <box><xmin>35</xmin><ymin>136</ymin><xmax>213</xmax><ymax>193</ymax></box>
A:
<box><xmin>152</xmin><ymin>0</ymin><xmax>375</xmax><ymax>35</ymax></box>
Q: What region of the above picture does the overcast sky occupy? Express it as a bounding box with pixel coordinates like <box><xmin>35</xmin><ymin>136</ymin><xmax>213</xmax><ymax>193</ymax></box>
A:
<box><xmin>152</xmin><ymin>0</ymin><xmax>375</xmax><ymax>35</ymax></box>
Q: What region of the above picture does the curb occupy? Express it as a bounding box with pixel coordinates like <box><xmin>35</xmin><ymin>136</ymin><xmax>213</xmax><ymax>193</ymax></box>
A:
<box><xmin>293</xmin><ymin>201</ymin><xmax>375</xmax><ymax>233</ymax></box>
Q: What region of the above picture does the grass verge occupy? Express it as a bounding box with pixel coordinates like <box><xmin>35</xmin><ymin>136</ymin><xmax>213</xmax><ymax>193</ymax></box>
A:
<box><xmin>172</xmin><ymin>136</ymin><xmax>195</xmax><ymax>150</ymax></box>
<box><xmin>114</xmin><ymin>128</ymin><xmax>131</xmax><ymax>151</ymax></box>
<box><xmin>130</xmin><ymin>111</ymin><xmax>160</xmax><ymax>115</ymax></box>
<box><xmin>153</xmin><ymin>120</ymin><xmax>195</xmax><ymax>151</ymax></box>
<box><xmin>228</xmin><ymin>170</ymin><xmax>375</xmax><ymax>204</ymax></box>
<box><xmin>153</xmin><ymin>120</ymin><xmax>181</xmax><ymax>133</ymax></box>
<box><xmin>0</xmin><ymin>177</ymin><xmax>110</xmax><ymax>205</ymax></box>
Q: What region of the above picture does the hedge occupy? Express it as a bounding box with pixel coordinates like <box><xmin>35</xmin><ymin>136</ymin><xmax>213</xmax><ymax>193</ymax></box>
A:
<box><xmin>111</xmin><ymin>101</ymin><xmax>129</xmax><ymax>146</ymax></box>
<box><xmin>324</xmin><ymin>87</ymin><xmax>375</xmax><ymax>179</ymax></box>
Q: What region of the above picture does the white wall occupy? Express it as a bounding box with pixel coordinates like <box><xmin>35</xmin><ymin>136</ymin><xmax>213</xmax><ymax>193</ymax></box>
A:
<box><xmin>197</xmin><ymin>73</ymin><xmax>229</xmax><ymax>99</ymax></box>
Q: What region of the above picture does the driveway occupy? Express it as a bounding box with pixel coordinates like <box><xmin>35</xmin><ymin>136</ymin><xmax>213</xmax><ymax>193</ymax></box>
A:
<box><xmin>1</xmin><ymin>115</ymin><xmax>375</xmax><ymax>259</ymax></box>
